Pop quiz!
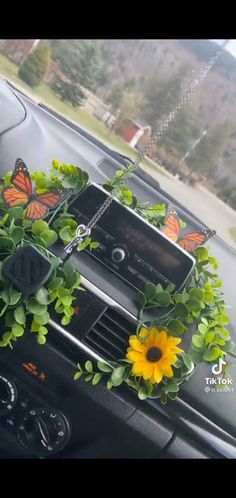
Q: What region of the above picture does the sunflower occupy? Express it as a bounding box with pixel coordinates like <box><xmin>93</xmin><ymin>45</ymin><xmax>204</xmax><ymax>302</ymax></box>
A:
<box><xmin>126</xmin><ymin>327</ymin><xmax>184</xmax><ymax>384</ymax></box>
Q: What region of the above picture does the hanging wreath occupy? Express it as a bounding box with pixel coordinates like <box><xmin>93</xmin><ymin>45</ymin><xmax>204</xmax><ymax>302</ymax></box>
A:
<box><xmin>0</xmin><ymin>160</ymin><xmax>235</xmax><ymax>404</ymax></box>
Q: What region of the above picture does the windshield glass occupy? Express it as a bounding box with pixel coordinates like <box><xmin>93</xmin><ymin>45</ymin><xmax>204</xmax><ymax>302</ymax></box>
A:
<box><xmin>0</xmin><ymin>39</ymin><xmax>236</xmax><ymax>250</ymax></box>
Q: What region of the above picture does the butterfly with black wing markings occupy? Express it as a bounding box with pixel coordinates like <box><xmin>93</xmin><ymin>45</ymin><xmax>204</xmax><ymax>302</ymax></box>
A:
<box><xmin>2</xmin><ymin>158</ymin><xmax>69</xmax><ymax>221</ymax></box>
<box><xmin>161</xmin><ymin>207</ymin><xmax>216</xmax><ymax>252</ymax></box>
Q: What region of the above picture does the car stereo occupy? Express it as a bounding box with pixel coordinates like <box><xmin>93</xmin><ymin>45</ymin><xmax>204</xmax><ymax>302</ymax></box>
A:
<box><xmin>69</xmin><ymin>184</ymin><xmax>195</xmax><ymax>292</ymax></box>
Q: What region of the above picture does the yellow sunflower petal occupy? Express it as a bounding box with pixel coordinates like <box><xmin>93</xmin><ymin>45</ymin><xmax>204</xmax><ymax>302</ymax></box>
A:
<box><xmin>154</xmin><ymin>330</ymin><xmax>168</xmax><ymax>349</ymax></box>
<box><xmin>126</xmin><ymin>350</ymin><xmax>143</xmax><ymax>362</ymax></box>
<box><xmin>159</xmin><ymin>361</ymin><xmax>174</xmax><ymax>377</ymax></box>
<box><xmin>154</xmin><ymin>365</ymin><xmax>163</xmax><ymax>383</ymax></box>
<box><xmin>139</xmin><ymin>328</ymin><xmax>149</xmax><ymax>339</ymax></box>
<box><xmin>129</xmin><ymin>335</ymin><xmax>145</xmax><ymax>353</ymax></box>
<box><xmin>132</xmin><ymin>361</ymin><xmax>153</xmax><ymax>378</ymax></box>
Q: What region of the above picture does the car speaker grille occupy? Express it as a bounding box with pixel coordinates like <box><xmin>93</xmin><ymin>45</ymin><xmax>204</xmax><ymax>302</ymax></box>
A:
<box><xmin>83</xmin><ymin>308</ymin><xmax>137</xmax><ymax>361</ymax></box>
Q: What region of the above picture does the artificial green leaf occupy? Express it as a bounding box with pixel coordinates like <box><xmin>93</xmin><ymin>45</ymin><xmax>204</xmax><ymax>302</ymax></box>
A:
<box><xmin>1</xmin><ymin>288</ymin><xmax>22</xmax><ymax>306</ymax></box>
<box><xmin>189</xmin><ymin>350</ymin><xmax>203</xmax><ymax>364</ymax></box>
<box><xmin>138</xmin><ymin>388</ymin><xmax>149</xmax><ymax>400</ymax></box>
<box><xmin>110</xmin><ymin>366</ymin><xmax>126</xmax><ymax>387</ymax></box>
<box><xmin>156</xmin><ymin>291</ymin><xmax>171</xmax><ymax>307</ymax></box>
<box><xmin>168</xmin><ymin>319</ymin><xmax>186</xmax><ymax>335</ymax></box>
<box><xmin>35</xmin><ymin>287</ymin><xmax>51</xmax><ymax>305</ymax></box>
<box><xmin>198</xmin><ymin>323</ymin><xmax>208</xmax><ymax>335</ymax></box>
<box><xmin>34</xmin><ymin>312</ymin><xmax>50</xmax><ymax>325</ymax></box>
<box><xmin>40</xmin><ymin>229</ymin><xmax>58</xmax><ymax>247</ymax></box>
<box><xmin>192</xmin><ymin>334</ymin><xmax>204</xmax><ymax>349</ymax></box>
<box><xmin>97</xmin><ymin>361</ymin><xmax>113</xmax><ymax>373</ymax></box>
<box><xmin>166</xmin><ymin>283</ymin><xmax>175</xmax><ymax>293</ymax></box>
<box><xmin>163</xmin><ymin>383</ymin><xmax>179</xmax><ymax>393</ymax></box>
<box><xmin>11</xmin><ymin>227</ymin><xmax>24</xmax><ymax>246</ymax></box>
<box><xmin>0</xmin><ymin>237</ymin><xmax>14</xmax><ymax>248</ymax></box>
<box><xmin>2</xmin><ymin>332</ymin><xmax>12</xmax><ymax>342</ymax></box>
<box><xmin>59</xmin><ymin>226</ymin><xmax>74</xmax><ymax>243</ymax></box>
<box><xmin>92</xmin><ymin>373</ymin><xmax>103</xmax><ymax>385</ymax></box>
<box><xmin>48</xmin><ymin>277</ymin><xmax>64</xmax><ymax>292</ymax></box>
<box><xmin>175</xmin><ymin>302</ymin><xmax>189</xmax><ymax>318</ymax></box>
<box><xmin>189</xmin><ymin>287</ymin><xmax>204</xmax><ymax>301</ymax></box>
<box><xmin>8</xmin><ymin>206</ymin><xmax>24</xmax><ymax>220</ymax></box>
<box><xmin>32</xmin><ymin>220</ymin><xmax>49</xmax><ymax>235</ymax></box>
<box><xmin>74</xmin><ymin>371</ymin><xmax>83</xmax><ymax>381</ymax></box>
<box><xmin>182</xmin><ymin>353</ymin><xmax>193</xmax><ymax>371</ymax></box>
<box><xmin>143</xmin><ymin>283</ymin><xmax>157</xmax><ymax>301</ymax></box>
<box><xmin>195</xmin><ymin>247</ymin><xmax>209</xmax><ymax>260</ymax></box>
<box><xmin>37</xmin><ymin>335</ymin><xmax>47</xmax><ymax>345</ymax></box>
<box><xmin>203</xmin><ymin>347</ymin><xmax>221</xmax><ymax>361</ymax></box>
<box><xmin>27</xmin><ymin>299</ymin><xmax>47</xmax><ymax>315</ymax></box>
<box><xmin>85</xmin><ymin>361</ymin><xmax>93</xmax><ymax>373</ymax></box>
<box><xmin>167</xmin><ymin>391</ymin><xmax>178</xmax><ymax>400</ymax></box>
<box><xmin>85</xmin><ymin>374</ymin><xmax>93</xmax><ymax>382</ymax></box>
<box><xmin>61</xmin><ymin>315</ymin><xmax>71</xmax><ymax>326</ymax></box>
<box><xmin>14</xmin><ymin>305</ymin><xmax>26</xmax><ymax>325</ymax></box>
<box><xmin>186</xmin><ymin>299</ymin><xmax>202</xmax><ymax>312</ymax></box>
<box><xmin>11</xmin><ymin>324</ymin><xmax>24</xmax><ymax>337</ymax></box>
<box><xmin>38</xmin><ymin>326</ymin><xmax>48</xmax><ymax>335</ymax></box>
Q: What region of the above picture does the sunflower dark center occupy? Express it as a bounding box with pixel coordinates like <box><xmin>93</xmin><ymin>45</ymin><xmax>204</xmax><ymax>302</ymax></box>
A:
<box><xmin>146</xmin><ymin>347</ymin><xmax>163</xmax><ymax>362</ymax></box>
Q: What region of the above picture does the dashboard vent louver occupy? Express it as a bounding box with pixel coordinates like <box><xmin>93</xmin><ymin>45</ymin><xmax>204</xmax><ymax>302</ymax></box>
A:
<box><xmin>83</xmin><ymin>308</ymin><xmax>137</xmax><ymax>361</ymax></box>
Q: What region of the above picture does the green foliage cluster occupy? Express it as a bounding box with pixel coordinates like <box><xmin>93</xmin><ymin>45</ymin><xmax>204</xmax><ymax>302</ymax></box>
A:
<box><xmin>0</xmin><ymin>159</ymin><xmax>234</xmax><ymax>404</ymax></box>
<box><xmin>18</xmin><ymin>46</ymin><xmax>51</xmax><ymax>88</ymax></box>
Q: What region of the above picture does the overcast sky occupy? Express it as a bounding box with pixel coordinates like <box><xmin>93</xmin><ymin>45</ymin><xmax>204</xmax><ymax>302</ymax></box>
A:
<box><xmin>211</xmin><ymin>39</ymin><xmax>236</xmax><ymax>57</ymax></box>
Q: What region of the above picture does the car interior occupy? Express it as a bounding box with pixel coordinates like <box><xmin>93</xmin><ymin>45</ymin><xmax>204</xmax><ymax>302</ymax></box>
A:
<box><xmin>0</xmin><ymin>39</ymin><xmax>236</xmax><ymax>459</ymax></box>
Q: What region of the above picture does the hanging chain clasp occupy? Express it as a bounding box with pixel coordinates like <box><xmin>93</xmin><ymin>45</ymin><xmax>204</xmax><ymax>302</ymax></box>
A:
<box><xmin>64</xmin><ymin>224</ymin><xmax>91</xmax><ymax>255</ymax></box>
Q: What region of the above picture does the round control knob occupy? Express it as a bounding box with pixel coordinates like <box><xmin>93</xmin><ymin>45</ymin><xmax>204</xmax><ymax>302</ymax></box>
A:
<box><xmin>111</xmin><ymin>247</ymin><xmax>126</xmax><ymax>263</ymax></box>
<box><xmin>0</xmin><ymin>375</ymin><xmax>17</xmax><ymax>416</ymax></box>
<box><xmin>17</xmin><ymin>408</ymin><xmax>71</xmax><ymax>457</ymax></box>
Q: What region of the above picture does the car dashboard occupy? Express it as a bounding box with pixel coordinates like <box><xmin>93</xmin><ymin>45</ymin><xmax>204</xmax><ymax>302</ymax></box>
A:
<box><xmin>0</xmin><ymin>79</ymin><xmax>236</xmax><ymax>459</ymax></box>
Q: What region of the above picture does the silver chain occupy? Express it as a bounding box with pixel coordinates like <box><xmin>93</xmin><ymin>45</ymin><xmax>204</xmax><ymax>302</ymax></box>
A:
<box><xmin>85</xmin><ymin>42</ymin><xmax>228</xmax><ymax>231</ymax></box>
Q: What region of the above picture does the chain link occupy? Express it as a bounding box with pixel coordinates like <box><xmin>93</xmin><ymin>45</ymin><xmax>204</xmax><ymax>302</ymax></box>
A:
<box><xmin>86</xmin><ymin>42</ymin><xmax>227</xmax><ymax>231</ymax></box>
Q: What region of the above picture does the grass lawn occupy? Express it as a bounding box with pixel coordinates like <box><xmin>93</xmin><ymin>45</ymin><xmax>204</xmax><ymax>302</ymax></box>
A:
<box><xmin>0</xmin><ymin>54</ymin><xmax>170</xmax><ymax>178</ymax></box>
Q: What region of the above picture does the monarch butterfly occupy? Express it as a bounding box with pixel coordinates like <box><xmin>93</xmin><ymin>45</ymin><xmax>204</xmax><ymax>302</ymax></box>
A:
<box><xmin>2</xmin><ymin>158</ymin><xmax>69</xmax><ymax>221</ymax></box>
<box><xmin>161</xmin><ymin>207</ymin><xmax>216</xmax><ymax>252</ymax></box>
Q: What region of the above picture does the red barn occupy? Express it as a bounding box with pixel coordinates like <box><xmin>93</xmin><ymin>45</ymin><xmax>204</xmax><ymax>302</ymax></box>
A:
<box><xmin>122</xmin><ymin>119</ymin><xmax>151</xmax><ymax>148</ymax></box>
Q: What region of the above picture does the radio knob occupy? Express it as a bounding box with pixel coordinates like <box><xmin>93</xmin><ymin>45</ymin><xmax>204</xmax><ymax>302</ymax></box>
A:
<box><xmin>111</xmin><ymin>247</ymin><xmax>126</xmax><ymax>263</ymax></box>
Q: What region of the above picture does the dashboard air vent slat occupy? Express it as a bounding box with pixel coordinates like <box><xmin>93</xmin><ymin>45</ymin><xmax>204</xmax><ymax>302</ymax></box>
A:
<box><xmin>83</xmin><ymin>308</ymin><xmax>137</xmax><ymax>360</ymax></box>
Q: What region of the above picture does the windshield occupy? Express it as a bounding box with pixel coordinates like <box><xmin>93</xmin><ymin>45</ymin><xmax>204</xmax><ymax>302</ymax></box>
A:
<box><xmin>0</xmin><ymin>39</ymin><xmax>236</xmax><ymax>250</ymax></box>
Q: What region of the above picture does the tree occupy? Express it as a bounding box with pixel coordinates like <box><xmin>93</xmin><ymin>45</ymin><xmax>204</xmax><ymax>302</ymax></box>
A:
<box><xmin>18</xmin><ymin>46</ymin><xmax>51</xmax><ymax>87</ymax></box>
<box><xmin>54</xmin><ymin>40</ymin><xmax>101</xmax><ymax>91</ymax></box>
<box><xmin>161</xmin><ymin>105</ymin><xmax>200</xmax><ymax>157</ymax></box>
<box><xmin>51</xmin><ymin>77</ymin><xmax>86</xmax><ymax>108</ymax></box>
<box><xmin>106</xmin><ymin>84</ymin><xmax>124</xmax><ymax>114</ymax></box>
<box><xmin>142</xmin><ymin>67</ymin><xmax>188</xmax><ymax>128</ymax></box>
<box><xmin>187</xmin><ymin>120</ymin><xmax>231</xmax><ymax>176</ymax></box>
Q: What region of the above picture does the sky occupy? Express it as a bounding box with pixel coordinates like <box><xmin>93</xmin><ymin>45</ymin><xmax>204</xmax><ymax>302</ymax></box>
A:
<box><xmin>211</xmin><ymin>39</ymin><xmax>236</xmax><ymax>57</ymax></box>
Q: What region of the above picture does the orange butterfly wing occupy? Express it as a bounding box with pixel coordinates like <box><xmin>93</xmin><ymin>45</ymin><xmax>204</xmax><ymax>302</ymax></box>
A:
<box><xmin>25</xmin><ymin>191</ymin><xmax>69</xmax><ymax>221</ymax></box>
<box><xmin>11</xmin><ymin>158</ymin><xmax>33</xmax><ymax>195</ymax></box>
<box><xmin>179</xmin><ymin>230</ymin><xmax>216</xmax><ymax>252</ymax></box>
<box><xmin>35</xmin><ymin>190</ymin><xmax>68</xmax><ymax>208</ymax></box>
<box><xmin>2</xmin><ymin>186</ymin><xmax>29</xmax><ymax>207</ymax></box>
<box><xmin>161</xmin><ymin>207</ymin><xmax>181</xmax><ymax>242</ymax></box>
<box><xmin>25</xmin><ymin>201</ymin><xmax>48</xmax><ymax>221</ymax></box>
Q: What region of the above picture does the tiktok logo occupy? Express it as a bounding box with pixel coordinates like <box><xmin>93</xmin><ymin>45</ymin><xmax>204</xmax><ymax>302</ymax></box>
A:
<box><xmin>211</xmin><ymin>358</ymin><xmax>227</xmax><ymax>376</ymax></box>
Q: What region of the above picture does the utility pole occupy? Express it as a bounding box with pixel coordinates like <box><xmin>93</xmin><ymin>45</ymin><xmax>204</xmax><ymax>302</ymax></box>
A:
<box><xmin>179</xmin><ymin>129</ymin><xmax>207</xmax><ymax>165</ymax></box>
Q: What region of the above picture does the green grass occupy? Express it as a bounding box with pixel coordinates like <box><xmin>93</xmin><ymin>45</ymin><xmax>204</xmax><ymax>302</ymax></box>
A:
<box><xmin>0</xmin><ymin>53</ymin><xmax>170</xmax><ymax>177</ymax></box>
<box><xmin>229</xmin><ymin>227</ymin><xmax>236</xmax><ymax>242</ymax></box>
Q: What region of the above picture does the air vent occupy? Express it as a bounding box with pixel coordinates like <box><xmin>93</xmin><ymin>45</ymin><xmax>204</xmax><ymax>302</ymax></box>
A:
<box><xmin>83</xmin><ymin>308</ymin><xmax>137</xmax><ymax>361</ymax></box>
